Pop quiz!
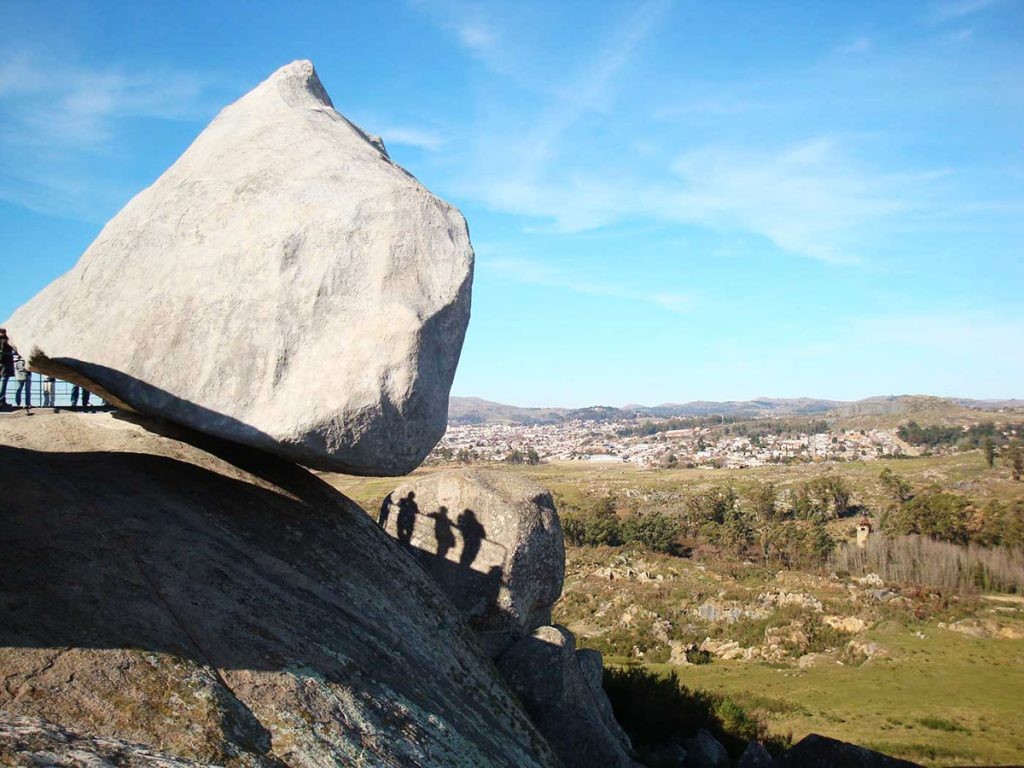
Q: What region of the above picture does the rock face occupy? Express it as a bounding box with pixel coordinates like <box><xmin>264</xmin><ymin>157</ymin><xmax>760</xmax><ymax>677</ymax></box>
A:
<box><xmin>684</xmin><ymin>729</ymin><xmax>730</xmax><ymax>768</ymax></box>
<box><xmin>0</xmin><ymin>713</ymin><xmax>212</xmax><ymax>767</ymax></box>
<box><xmin>496</xmin><ymin>626</ymin><xmax>642</xmax><ymax>768</ymax></box>
<box><xmin>774</xmin><ymin>734</ymin><xmax>922</xmax><ymax>767</ymax></box>
<box><xmin>0</xmin><ymin>412</ymin><xmax>557</xmax><ymax>768</ymax></box>
<box><xmin>382</xmin><ymin>469</ymin><xmax>565</xmax><ymax>657</ymax></box>
<box><xmin>4</xmin><ymin>60</ymin><xmax>473</xmax><ymax>476</ymax></box>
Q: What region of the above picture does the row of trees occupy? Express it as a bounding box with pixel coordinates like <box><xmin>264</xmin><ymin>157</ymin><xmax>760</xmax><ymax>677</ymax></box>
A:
<box><xmin>561</xmin><ymin>475</ymin><xmax>852</xmax><ymax>567</ymax></box>
<box><xmin>877</xmin><ymin>467</ymin><xmax>1024</xmax><ymax>548</ymax></box>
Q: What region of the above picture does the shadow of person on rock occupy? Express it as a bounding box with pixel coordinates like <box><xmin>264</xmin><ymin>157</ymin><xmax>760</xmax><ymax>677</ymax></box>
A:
<box><xmin>426</xmin><ymin>506</ymin><xmax>457</xmax><ymax>559</ymax></box>
<box><xmin>378</xmin><ymin>492</ymin><xmax>393</xmax><ymax>528</ymax></box>
<box><xmin>396</xmin><ymin>491</ymin><xmax>418</xmax><ymax>548</ymax></box>
<box><xmin>456</xmin><ymin>509</ymin><xmax>485</xmax><ymax>568</ymax></box>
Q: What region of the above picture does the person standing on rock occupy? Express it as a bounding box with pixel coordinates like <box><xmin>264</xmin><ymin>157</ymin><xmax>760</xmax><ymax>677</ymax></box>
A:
<box><xmin>0</xmin><ymin>329</ymin><xmax>13</xmax><ymax>407</ymax></box>
<box><xmin>71</xmin><ymin>384</ymin><xmax>91</xmax><ymax>409</ymax></box>
<box><xmin>13</xmin><ymin>350</ymin><xmax>31</xmax><ymax>410</ymax></box>
<box><xmin>42</xmin><ymin>375</ymin><xmax>56</xmax><ymax>408</ymax></box>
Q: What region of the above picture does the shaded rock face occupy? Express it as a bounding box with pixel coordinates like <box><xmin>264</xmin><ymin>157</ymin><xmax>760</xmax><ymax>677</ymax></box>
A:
<box><xmin>736</xmin><ymin>740</ymin><xmax>773</xmax><ymax>768</ymax></box>
<box><xmin>382</xmin><ymin>469</ymin><xmax>565</xmax><ymax>657</ymax></box>
<box><xmin>774</xmin><ymin>734</ymin><xmax>922</xmax><ymax>768</ymax></box>
<box><xmin>0</xmin><ymin>413</ymin><xmax>558</xmax><ymax>768</ymax></box>
<box><xmin>685</xmin><ymin>728</ymin><xmax>730</xmax><ymax>768</ymax></box>
<box><xmin>4</xmin><ymin>60</ymin><xmax>473</xmax><ymax>476</ymax></box>
<box><xmin>496</xmin><ymin>625</ymin><xmax>641</xmax><ymax>768</ymax></box>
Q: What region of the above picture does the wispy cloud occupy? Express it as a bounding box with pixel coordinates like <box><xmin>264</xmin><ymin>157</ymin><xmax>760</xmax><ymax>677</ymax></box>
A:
<box><xmin>466</xmin><ymin>136</ymin><xmax>948</xmax><ymax>264</ymax></box>
<box><xmin>409</xmin><ymin>0</ymin><xmax>504</xmax><ymax>66</ymax></box>
<box><xmin>0</xmin><ymin>51</ymin><xmax>224</xmax><ymax>220</ymax></box>
<box><xmin>0</xmin><ymin>54</ymin><xmax>218</xmax><ymax>150</ymax></box>
<box><xmin>488</xmin><ymin>256</ymin><xmax>693</xmax><ymax>313</ymax></box>
<box><xmin>380</xmin><ymin>126</ymin><xmax>446</xmax><ymax>152</ymax></box>
<box><xmin>662</xmin><ymin>138</ymin><xmax>930</xmax><ymax>264</ymax></box>
<box><xmin>930</xmin><ymin>0</ymin><xmax>1001</xmax><ymax>23</ymax></box>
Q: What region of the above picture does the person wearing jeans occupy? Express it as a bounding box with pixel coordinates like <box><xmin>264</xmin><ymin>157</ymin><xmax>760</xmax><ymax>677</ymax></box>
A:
<box><xmin>13</xmin><ymin>351</ymin><xmax>30</xmax><ymax>409</ymax></box>
<box><xmin>0</xmin><ymin>329</ymin><xmax>13</xmax><ymax>406</ymax></box>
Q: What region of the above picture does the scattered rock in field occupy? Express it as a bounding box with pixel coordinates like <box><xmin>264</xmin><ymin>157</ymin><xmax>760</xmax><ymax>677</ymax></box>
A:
<box><xmin>696</xmin><ymin>601</ymin><xmax>769</xmax><ymax>623</ymax></box>
<box><xmin>797</xmin><ymin>652</ymin><xmax>828</xmax><ymax>669</ymax></box>
<box><xmin>939</xmin><ymin>618</ymin><xmax>1024</xmax><ymax>639</ymax></box>
<box><xmin>846</xmin><ymin>639</ymin><xmax>887</xmax><ymax>662</ymax></box>
<box><xmin>823</xmin><ymin>615</ymin><xmax>869</xmax><ymax>633</ymax></box>
<box><xmin>736</xmin><ymin>739</ymin><xmax>774</xmax><ymax>768</ymax></box>
<box><xmin>758</xmin><ymin>591</ymin><xmax>824</xmax><ymax>612</ymax></box>
<box><xmin>855</xmin><ymin>573</ymin><xmax>885</xmax><ymax>588</ymax></box>
<box><xmin>496</xmin><ymin>625</ymin><xmax>641</xmax><ymax>768</ymax></box>
<box><xmin>773</xmin><ymin>733</ymin><xmax>922</xmax><ymax>767</ymax></box>
<box><xmin>684</xmin><ymin>728</ymin><xmax>730</xmax><ymax>768</ymax></box>
<box><xmin>383</xmin><ymin>468</ymin><xmax>564</xmax><ymax>658</ymax></box>
<box><xmin>4</xmin><ymin>60</ymin><xmax>473</xmax><ymax>475</ymax></box>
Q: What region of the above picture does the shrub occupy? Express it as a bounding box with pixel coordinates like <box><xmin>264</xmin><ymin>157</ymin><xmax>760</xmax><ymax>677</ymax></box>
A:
<box><xmin>602</xmin><ymin>666</ymin><xmax>777</xmax><ymax>758</ymax></box>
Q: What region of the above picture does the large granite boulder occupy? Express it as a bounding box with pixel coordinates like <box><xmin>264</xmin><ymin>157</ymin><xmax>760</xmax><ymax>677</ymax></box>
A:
<box><xmin>496</xmin><ymin>625</ymin><xmax>641</xmax><ymax>768</ymax></box>
<box><xmin>0</xmin><ymin>412</ymin><xmax>558</xmax><ymax>768</ymax></box>
<box><xmin>4</xmin><ymin>60</ymin><xmax>473</xmax><ymax>476</ymax></box>
<box><xmin>381</xmin><ymin>469</ymin><xmax>565</xmax><ymax>657</ymax></box>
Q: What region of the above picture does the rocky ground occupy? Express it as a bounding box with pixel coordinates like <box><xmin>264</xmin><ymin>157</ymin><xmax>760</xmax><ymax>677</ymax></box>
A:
<box><xmin>0</xmin><ymin>411</ymin><xmax>560</xmax><ymax>767</ymax></box>
<box><xmin>553</xmin><ymin>546</ymin><xmax>1024</xmax><ymax>765</ymax></box>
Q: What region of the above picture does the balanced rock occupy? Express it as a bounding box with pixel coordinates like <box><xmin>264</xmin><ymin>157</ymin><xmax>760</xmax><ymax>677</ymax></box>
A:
<box><xmin>4</xmin><ymin>60</ymin><xmax>473</xmax><ymax>475</ymax></box>
<box><xmin>496</xmin><ymin>625</ymin><xmax>642</xmax><ymax>768</ymax></box>
<box><xmin>381</xmin><ymin>469</ymin><xmax>565</xmax><ymax>657</ymax></box>
<box><xmin>0</xmin><ymin>412</ymin><xmax>558</xmax><ymax>768</ymax></box>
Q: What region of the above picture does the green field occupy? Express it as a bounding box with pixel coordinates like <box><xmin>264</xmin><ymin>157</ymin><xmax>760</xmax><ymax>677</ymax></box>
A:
<box><xmin>625</xmin><ymin>616</ymin><xmax>1024</xmax><ymax>766</ymax></box>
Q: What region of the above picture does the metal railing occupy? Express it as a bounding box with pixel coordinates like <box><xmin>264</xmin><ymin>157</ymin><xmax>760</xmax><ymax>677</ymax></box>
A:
<box><xmin>0</xmin><ymin>375</ymin><xmax>108</xmax><ymax>410</ymax></box>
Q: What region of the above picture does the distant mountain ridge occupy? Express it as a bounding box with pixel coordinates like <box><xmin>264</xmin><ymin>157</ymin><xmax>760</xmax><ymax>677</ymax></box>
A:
<box><xmin>448</xmin><ymin>395</ymin><xmax>1023</xmax><ymax>425</ymax></box>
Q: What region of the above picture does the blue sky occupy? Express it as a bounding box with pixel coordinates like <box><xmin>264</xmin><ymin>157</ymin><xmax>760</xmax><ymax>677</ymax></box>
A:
<box><xmin>1</xmin><ymin>0</ymin><xmax>1022</xmax><ymax>407</ymax></box>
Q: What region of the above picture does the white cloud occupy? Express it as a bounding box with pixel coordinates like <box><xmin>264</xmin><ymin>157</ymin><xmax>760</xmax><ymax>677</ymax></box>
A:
<box><xmin>487</xmin><ymin>256</ymin><xmax>693</xmax><ymax>313</ymax></box>
<box><xmin>930</xmin><ymin>0</ymin><xmax>1001</xmax><ymax>23</ymax></box>
<box><xmin>380</xmin><ymin>126</ymin><xmax>446</xmax><ymax>152</ymax></box>
<box><xmin>662</xmin><ymin>138</ymin><xmax>921</xmax><ymax>264</ymax></box>
<box><xmin>0</xmin><ymin>51</ymin><xmax>223</xmax><ymax>220</ymax></box>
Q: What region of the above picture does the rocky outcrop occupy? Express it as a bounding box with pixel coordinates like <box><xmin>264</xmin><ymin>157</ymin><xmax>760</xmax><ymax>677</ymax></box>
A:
<box><xmin>0</xmin><ymin>412</ymin><xmax>557</xmax><ymax>768</ymax></box>
<box><xmin>774</xmin><ymin>734</ymin><xmax>922</xmax><ymax>767</ymax></box>
<box><xmin>382</xmin><ymin>469</ymin><xmax>564</xmax><ymax>657</ymax></box>
<box><xmin>496</xmin><ymin>626</ymin><xmax>641</xmax><ymax>768</ymax></box>
<box><xmin>4</xmin><ymin>60</ymin><xmax>473</xmax><ymax>476</ymax></box>
<box><xmin>736</xmin><ymin>739</ymin><xmax>773</xmax><ymax>768</ymax></box>
<box><xmin>684</xmin><ymin>728</ymin><xmax>730</xmax><ymax>768</ymax></box>
<box><xmin>0</xmin><ymin>713</ymin><xmax>212</xmax><ymax>767</ymax></box>
<box><xmin>379</xmin><ymin>469</ymin><xmax>637</xmax><ymax>768</ymax></box>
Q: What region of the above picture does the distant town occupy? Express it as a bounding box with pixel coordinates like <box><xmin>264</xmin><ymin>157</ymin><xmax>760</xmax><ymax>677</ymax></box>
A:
<box><xmin>431</xmin><ymin>418</ymin><xmax>910</xmax><ymax>468</ymax></box>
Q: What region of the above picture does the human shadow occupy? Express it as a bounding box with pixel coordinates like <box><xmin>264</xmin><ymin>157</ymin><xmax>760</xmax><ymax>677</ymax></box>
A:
<box><xmin>426</xmin><ymin>506</ymin><xmax>457</xmax><ymax>559</ymax></box>
<box><xmin>456</xmin><ymin>509</ymin><xmax>486</xmax><ymax>569</ymax></box>
<box><xmin>378</xmin><ymin>492</ymin><xmax>393</xmax><ymax>528</ymax></box>
<box><xmin>396</xmin><ymin>491</ymin><xmax>418</xmax><ymax>548</ymax></box>
<box><xmin>379</xmin><ymin>501</ymin><xmax>502</xmax><ymax>635</ymax></box>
